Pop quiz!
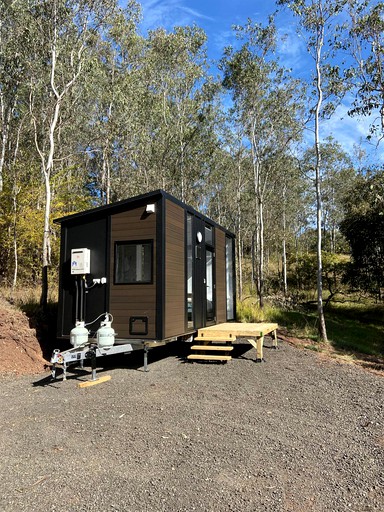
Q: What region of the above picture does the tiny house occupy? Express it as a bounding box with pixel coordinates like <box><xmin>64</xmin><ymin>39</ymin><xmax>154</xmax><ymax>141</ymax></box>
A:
<box><xmin>55</xmin><ymin>190</ymin><xmax>236</xmax><ymax>342</ymax></box>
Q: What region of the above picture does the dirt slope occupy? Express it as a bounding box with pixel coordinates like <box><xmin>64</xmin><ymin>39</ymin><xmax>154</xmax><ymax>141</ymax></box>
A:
<box><xmin>0</xmin><ymin>297</ymin><xmax>47</xmax><ymax>376</ymax></box>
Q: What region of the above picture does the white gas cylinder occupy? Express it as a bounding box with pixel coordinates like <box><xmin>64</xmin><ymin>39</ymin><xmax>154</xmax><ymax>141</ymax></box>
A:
<box><xmin>97</xmin><ymin>319</ymin><xmax>115</xmax><ymax>348</ymax></box>
<box><xmin>70</xmin><ymin>321</ymin><xmax>89</xmax><ymax>347</ymax></box>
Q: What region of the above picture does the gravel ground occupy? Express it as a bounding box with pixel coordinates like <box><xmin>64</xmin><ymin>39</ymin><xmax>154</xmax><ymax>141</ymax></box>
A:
<box><xmin>0</xmin><ymin>338</ymin><xmax>383</xmax><ymax>512</ymax></box>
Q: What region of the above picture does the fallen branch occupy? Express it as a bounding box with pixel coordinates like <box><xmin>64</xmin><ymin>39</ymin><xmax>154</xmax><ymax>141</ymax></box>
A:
<box><xmin>16</xmin><ymin>475</ymin><xmax>50</xmax><ymax>493</ymax></box>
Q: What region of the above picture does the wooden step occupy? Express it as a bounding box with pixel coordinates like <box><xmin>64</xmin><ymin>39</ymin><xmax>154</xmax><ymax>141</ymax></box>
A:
<box><xmin>187</xmin><ymin>354</ymin><xmax>232</xmax><ymax>361</ymax></box>
<box><xmin>191</xmin><ymin>345</ymin><xmax>233</xmax><ymax>352</ymax></box>
<box><xmin>194</xmin><ymin>336</ymin><xmax>236</xmax><ymax>342</ymax></box>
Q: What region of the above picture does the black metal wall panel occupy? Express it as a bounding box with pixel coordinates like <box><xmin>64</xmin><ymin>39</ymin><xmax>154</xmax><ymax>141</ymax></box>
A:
<box><xmin>57</xmin><ymin>217</ymin><xmax>109</xmax><ymax>337</ymax></box>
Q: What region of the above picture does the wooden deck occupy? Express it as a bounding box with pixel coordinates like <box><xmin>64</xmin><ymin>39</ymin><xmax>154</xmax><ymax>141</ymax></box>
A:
<box><xmin>197</xmin><ymin>322</ymin><xmax>278</xmax><ymax>339</ymax></box>
<box><xmin>196</xmin><ymin>322</ymin><xmax>278</xmax><ymax>361</ymax></box>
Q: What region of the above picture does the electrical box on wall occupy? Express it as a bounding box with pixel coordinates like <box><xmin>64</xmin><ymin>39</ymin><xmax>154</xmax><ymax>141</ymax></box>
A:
<box><xmin>71</xmin><ymin>248</ymin><xmax>91</xmax><ymax>275</ymax></box>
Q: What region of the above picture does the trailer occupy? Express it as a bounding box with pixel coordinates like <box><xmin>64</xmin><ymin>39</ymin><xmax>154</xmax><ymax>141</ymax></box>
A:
<box><xmin>52</xmin><ymin>190</ymin><xmax>236</xmax><ymax>378</ymax></box>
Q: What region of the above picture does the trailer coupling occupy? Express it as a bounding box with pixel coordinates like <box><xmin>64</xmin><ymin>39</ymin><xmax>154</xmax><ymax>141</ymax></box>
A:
<box><xmin>50</xmin><ymin>343</ymin><xmax>134</xmax><ymax>382</ymax></box>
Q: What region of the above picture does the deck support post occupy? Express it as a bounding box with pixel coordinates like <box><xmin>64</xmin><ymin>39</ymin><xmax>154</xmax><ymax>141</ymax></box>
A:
<box><xmin>273</xmin><ymin>329</ymin><xmax>278</xmax><ymax>349</ymax></box>
<box><xmin>256</xmin><ymin>334</ymin><xmax>264</xmax><ymax>362</ymax></box>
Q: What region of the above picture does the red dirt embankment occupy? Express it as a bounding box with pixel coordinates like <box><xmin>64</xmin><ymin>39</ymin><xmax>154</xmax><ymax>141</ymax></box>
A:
<box><xmin>0</xmin><ymin>298</ymin><xmax>48</xmax><ymax>376</ymax></box>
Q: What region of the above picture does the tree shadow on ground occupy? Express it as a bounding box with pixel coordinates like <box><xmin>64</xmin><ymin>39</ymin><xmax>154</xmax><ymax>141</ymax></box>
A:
<box><xmin>326</xmin><ymin>316</ymin><xmax>384</xmax><ymax>357</ymax></box>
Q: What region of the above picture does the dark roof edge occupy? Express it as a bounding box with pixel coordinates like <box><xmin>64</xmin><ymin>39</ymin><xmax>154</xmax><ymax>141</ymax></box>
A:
<box><xmin>53</xmin><ymin>189</ymin><xmax>164</xmax><ymax>224</ymax></box>
<box><xmin>54</xmin><ymin>189</ymin><xmax>235</xmax><ymax>237</ymax></box>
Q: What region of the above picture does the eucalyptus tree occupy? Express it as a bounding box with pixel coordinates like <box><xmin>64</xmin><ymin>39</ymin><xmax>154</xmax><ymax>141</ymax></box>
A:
<box><xmin>340</xmin><ymin>169</ymin><xmax>384</xmax><ymax>300</ymax></box>
<box><xmin>206</xmin><ymin>112</ymin><xmax>253</xmax><ymax>300</ymax></box>
<box><xmin>300</xmin><ymin>138</ymin><xmax>354</xmax><ymax>253</ymax></box>
<box><xmin>23</xmin><ymin>0</ymin><xmax>120</xmax><ymax>305</ymax></box>
<box><xmin>130</xmin><ymin>26</ymin><xmax>219</xmax><ymax>205</ymax></box>
<box><xmin>78</xmin><ymin>3</ymin><xmax>143</xmax><ymax>204</ymax></box>
<box><xmin>0</xmin><ymin>1</ymin><xmax>25</xmax><ymax>194</ymax></box>
<box><xmin>86</xmin><ymin>24</ymin><xmax>219</xmax><ymax>206</ymax></box>
<box><xmin>221</xmin><ymin>19</ymin><xmax>304</xmax><ymax>307</ymax></box>
<box><xmin>345</xmin><ymin>1</ymin><xmax>384</xmax><ymax>141</ymax></box>
<box><xmin>266</xmin><ymin>153</ymin><xmax>307</xmax><ymax>295</ymax></box>
<box><xmin>277</xmin><ymin>0</ymin><xmax>349</xmax><ymax>341</ymax></box>
<box><xmin>0</xmin><ymin>2</ymin><xmax>40</xmax><ymax>287</ymax></box>
<box><xmin>317</xmin><ymin>138</ymin><xmax>355</xmax><ymax>252</ymax></box>
<box><xmin>0</xmin><ymin>1</ymin><xmax>34</xmax><ymax>195</ymax></box>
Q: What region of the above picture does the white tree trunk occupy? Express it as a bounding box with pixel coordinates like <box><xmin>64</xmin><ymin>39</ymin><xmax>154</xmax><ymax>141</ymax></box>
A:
<box><xmin>11</xmin><ymin>123</ymin><xmax>23</xmax><ymax>291</ymax></box>
<box><xmin>282</xmin><ymin>238</ymin><xmax>287</xmax><ymax>296</ymax></box>
<box><xmin>282</xmin><ymin>184</ymin><xmax>288</xmax><ymax>295</ymax></box>
<box><xmin>0</xmin><ymin>95</ymin><xmax>6</xmax><ymax>193</ymax></box>
<box><xmin>314</xmin><ymin>8</ymin><xmax>328</xmax><ymax>342</ymax></box>
<box><xmin>31</xmin><ymin>0</ymin><xmax>87</xmax><ymax>305</ymax></box>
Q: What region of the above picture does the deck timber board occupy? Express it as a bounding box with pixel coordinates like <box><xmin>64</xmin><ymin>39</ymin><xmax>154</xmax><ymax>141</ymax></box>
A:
<box><xmin>194</xmin><ymin>336</ymin><xmax>236</xmax><ymax>342</ymax></box>
<box><xmin>197</xmin><ymin>322</ymin><xmax>278</xmax><ymax>339</ymax></box>
<box><xmin>190</xmin><ymin>345</ymin><xmax>234</xmax><ymax>351</ymax></box>
<box><xmin>187</xmin><ymin>354</ymin><xmax>232</xmax><ymax>361</ymax></box>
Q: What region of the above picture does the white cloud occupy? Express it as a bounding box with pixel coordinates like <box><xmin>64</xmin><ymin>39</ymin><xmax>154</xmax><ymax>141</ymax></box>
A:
<box><xmin>139</xmin><ymin>0</ymin><xmax>183</xmax><ymax>31</ymax></box>
<box><xmin>138</xmin><ymin>0</ymin><xmax>214</xmax><ymax>32</ymax></box>
<box><xmin>277</xmin><ymin>28</ymin><xmax>307</xmax><ymax>72</ymax></box>
<box><xmin>179</xmin><ymin>6</ymin><xmax>214</xmax><ymax>22</ymax></box>
<box><xmin>323</xmin><ymin>105</ymin><xmax>384</xmax><ymax>163</ymax></box>
<box><xmin>302</xmin><ymin>99</ymin><xmax>384</xmax><ymax>164</ymax></box>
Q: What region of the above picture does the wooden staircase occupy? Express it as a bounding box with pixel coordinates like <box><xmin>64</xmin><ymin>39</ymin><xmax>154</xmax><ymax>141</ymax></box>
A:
<box><xmin>193</xmin><ymin>323</ymin><xmax>279</xmax><ymax>363</ymax></box>
<box><xmin>187</xmin><ymin>336</ymin><xmax>235</xmax><ymax>363</ymax></box>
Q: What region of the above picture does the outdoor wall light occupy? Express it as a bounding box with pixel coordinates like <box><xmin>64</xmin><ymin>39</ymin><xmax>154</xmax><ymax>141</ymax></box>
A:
<box><xmin>145</xmin><ymin>204</ymin><xmax>156</xmax><ymax>214</ymax></box>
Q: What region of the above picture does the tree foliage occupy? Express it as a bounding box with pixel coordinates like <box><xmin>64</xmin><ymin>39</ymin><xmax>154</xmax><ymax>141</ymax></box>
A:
<box><xmin>345</xmin><ymin>1</ymin><xmax>384</xmax><ymax>139</ymax></box>
<box><xmin>0</xmin><ymin>0</ymin><xmax>381</xmax><ymax>312</ymax></box>
<box><xmin>220</xmin><ymin>19</ymin><xmax>305</xmax><ymax>307</ymax></box>
<box><xmin>341</xmin><ymin>170</ymin><xmax>384</xmax><ymax>300</ymax></box>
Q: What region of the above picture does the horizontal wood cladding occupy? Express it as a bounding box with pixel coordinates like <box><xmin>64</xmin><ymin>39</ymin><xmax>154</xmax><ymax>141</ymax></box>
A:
<box><xmin>216</xmin><ymin>228</ymin><xmax>227</xmax><ymax>324</ymax></box>
<box><xmin>165</xmin><ymin>200</ymin><xmax>185</xmax><ymax>338</ymax></box>
<box><xmin>111</xmin><ymin>296</ymin><xmax>156</xmax><ymax>306</ymax></box>
<box><xmin>109</xmin><ymin>205</ymin><xmax>157</xmax><ymax>338</ymax></box>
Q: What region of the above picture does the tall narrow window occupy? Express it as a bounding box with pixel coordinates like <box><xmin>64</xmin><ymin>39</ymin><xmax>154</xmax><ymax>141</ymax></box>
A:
<box><xmin>226</xmin><ymin>236</ymin><xmax>234</xmax><ymax>320</ymax></box>
<box><xmin>206</xmin><ymin>247</ymin><xmax>214</xmax><ymax>322</ymax></box>
<box><xmin>115</xmin><ymin>241</ymin><xmax>152</xmax><ymax>284</ymax></box>
<box><xmin>186</xmin><ymin>214</ymin><xmax>194</xmax><ymax>328</ymax></box>
<box><xmin>205</xmin><ymin>225</ymin><xmax>213</xmax><ymax>245</ymax></box>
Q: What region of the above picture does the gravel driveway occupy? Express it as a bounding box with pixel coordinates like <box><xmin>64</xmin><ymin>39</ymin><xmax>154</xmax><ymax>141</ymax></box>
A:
<box><xmin>0</xmin><ymin>339</ymin><xmax>383</xmax><ymax>512</ymax></box>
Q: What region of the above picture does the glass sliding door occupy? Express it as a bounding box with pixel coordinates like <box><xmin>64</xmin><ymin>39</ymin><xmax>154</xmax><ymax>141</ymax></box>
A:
<box><xmin>185</xmin><ymin>216</ymin><xmax>217</xmax><ymax>329</ymax></box>
<box><xmin>205</xmin><ymin>224</ymin><xmax>215</xmax><ymax>324</ymax></box>
<box><xmin>186</xmin><ymin>213</ymin><xmax>194</xmax><ymax>328</ymax></box>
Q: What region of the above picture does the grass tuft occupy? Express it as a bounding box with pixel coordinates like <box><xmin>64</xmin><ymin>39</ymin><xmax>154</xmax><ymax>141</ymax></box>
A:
<box><xmin>237</xmin><ymin>297</ymin><xmax>384</xmax><ymax>360</ymax></box>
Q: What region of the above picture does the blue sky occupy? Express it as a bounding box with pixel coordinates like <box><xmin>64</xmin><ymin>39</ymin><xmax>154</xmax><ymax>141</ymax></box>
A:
<box><xmin>134</xmin><ymin>0</ymin><xmax>383</xmax><ymax>165</ymax></box>
<box><xmin>138</xmin><ymin>0</ymin><xmax>277</xmax><ymax>59</ymax></box>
